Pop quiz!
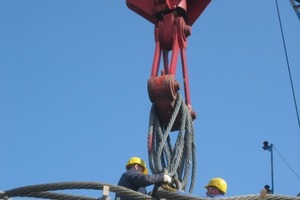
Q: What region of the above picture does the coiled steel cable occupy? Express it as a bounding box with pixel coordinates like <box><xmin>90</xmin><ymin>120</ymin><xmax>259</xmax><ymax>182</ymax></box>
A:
<box><xmin>148</xmin><ymin>93</ymin><xmax>196</xmax><ymax>193</ymax></box>
<box><xmin>1</xmin><ymin>182</ymin><xmax>299</xmax><ymax>200</ymax></box>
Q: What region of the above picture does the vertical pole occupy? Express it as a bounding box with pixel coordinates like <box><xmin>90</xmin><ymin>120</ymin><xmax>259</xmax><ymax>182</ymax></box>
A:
<box><xmin>263</xmin><ymin>141</ymin><xmax>274</xmax><ymax>194</ymax></box>
<box><xmin>270</xmin><ymin>144</ymin><xmax>274</xmax><ymax>194</ymax></box>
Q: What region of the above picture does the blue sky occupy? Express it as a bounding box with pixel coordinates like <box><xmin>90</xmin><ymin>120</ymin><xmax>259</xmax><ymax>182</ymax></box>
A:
<box><xmin>0</xmin><ymin>0</ymin><xmax>299</xmax><ymax>198</ymax></box>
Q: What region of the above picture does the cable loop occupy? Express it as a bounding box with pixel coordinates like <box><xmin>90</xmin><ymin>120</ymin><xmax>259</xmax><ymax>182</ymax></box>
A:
<box><xmin>148</xmin><ymin>93</ymin><xmax>196</xmax><ymax>193</ymax></box>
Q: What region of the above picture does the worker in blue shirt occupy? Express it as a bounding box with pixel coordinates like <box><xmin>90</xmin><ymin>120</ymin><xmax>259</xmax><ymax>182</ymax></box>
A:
<box><xmin>115</xmin><ymin>157</ymin><xmax>172</xmax><ymax>200</ymax></box>
<box><xmin>205</xmin><ymin>177</ymin><xmax>227</xmax><ymax>198</ymax></box>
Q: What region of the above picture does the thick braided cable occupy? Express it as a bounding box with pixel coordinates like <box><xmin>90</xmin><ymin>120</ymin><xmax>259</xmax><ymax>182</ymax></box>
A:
<box><xmin>174</xmin><ymin>98</ymin><xmax>196</xmax><ymax>193</ymax></box>
<box><xmin>1</xmin><ymin>182</ymin><xmax>299</xmax><ymax>200</ymax></box>
<box><xmin>11</xmin><ymin>191</ymin><xmax>97</xmax><ymax>200</ymax></box>
<box><xmin>182</xmin><ymin>106</ymin><xmax>196</xmax><ymax>193</ymax></box>
<box><xmin>169</xmin><ymin>101</ymin><xmax>187</xmax><ymax>177</ymax></box>
<box><xmin>0</xmin><ymin>182</ymin><xmax>153</xmax><ymax>200</ymax></box>
<box><xmin>147</xmin><ymin>93</ymin><xmax>196</xmax><ymax>193</ymax></box>
<box><xmin>154</xmin><ymin>190</ymin><xmax>300</xmax><ymax>200</ymax></box>
<box><xmin>148</xmin><ymin>93</ymin><xmax>182</xmax><ymax>174</ymax></box>
<box><xmin>148</xmin><ymin>95</ymin><xmax>181</xmax><ymax>174</ymax></box>
<box><xmin>155</xmin><ymin>93</ymin><xmax>181</xmax><ymax>172</ymax></box>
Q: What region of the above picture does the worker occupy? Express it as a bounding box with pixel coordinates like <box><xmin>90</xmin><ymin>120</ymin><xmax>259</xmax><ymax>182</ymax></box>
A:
<box><xmin>205</xmin><ymin>177</ymin><xmax>227</xmax><ymax>198</ymax></box>
<box><xmin>115</xmin><ymin>156</ymin><xmax>172</xmax><ymax>200</ymax></box>
<box><xmin>264</xmin><ymin>185</ymin><xmax>272</xmax><ymax>194</ymax></box>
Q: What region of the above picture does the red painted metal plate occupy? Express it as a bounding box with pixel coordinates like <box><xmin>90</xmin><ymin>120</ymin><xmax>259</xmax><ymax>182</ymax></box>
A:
<box><xmin>126</xmin><ymin>0</ymin><xmax>211</xmax><ymax>26</ymax></box>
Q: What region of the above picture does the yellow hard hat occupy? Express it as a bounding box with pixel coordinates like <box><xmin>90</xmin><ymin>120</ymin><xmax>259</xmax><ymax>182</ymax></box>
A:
<box><xmin>126</xmin><ymin>157</ymin><xmax>148</xmax><ymax>174</ymax></box>
<box><xmin>205</xmin><ymin>177</ymin><xmax>227</xmax><ymax>194</ymax></box>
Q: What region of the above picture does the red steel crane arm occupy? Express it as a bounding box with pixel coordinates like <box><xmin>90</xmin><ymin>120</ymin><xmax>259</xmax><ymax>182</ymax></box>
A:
<box><xmin>127</xmin><ymin>0</ymin><xmax>211</xmax><ymax>130</ymax></box>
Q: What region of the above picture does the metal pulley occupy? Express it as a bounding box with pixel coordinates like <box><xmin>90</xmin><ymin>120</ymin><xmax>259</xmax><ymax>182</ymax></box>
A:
<box><xmin>148</xmin><ymin>75</ymin><xmax>180</xmax><ymax>130</ymax></box>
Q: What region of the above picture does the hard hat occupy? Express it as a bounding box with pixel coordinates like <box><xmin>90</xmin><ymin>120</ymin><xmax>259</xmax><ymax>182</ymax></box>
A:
<box><xmin>126</xmin><ymin>157</ymin><xmax>148</xmax><ymax>174</ymax></box>
<box><xmin>205</xmin><ymin>177</ymin><xmax>227</xmax><ymax>194</ymax></box>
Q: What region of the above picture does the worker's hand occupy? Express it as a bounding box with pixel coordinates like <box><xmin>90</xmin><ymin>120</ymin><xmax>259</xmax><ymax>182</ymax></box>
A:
<box><xmin>163</xmin><ymin>174</ymin><xmax>172</xmax><ymax>183</ymax></box>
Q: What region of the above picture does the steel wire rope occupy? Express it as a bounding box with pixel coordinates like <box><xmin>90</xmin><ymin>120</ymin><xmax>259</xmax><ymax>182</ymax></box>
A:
<box><xmin>0</xmin><ymin>182</ymin><xmax>152</xmax><ymax>200</ymax></box>
<box><xmin>10</xmin><ymin>191</ymin><xmax>97</xmax><ymax>200</ymax></box>
<box><xmin>147</xmin><ymin>93</ymin><xmax>196</xmax><ymax>193</ymax></box>
<box><xmin>148</xmin><ymin>93</ymin><xmax>183</xmax><ymax>174</ymax></box>
<box><xmin>154</xmin><ymin>190</ymin><xmax>300</xmax><ymax>200</ymax></box>
<box><xmin>274</xmin><ymin>0</ymin><xmax>300</xmax><ymax>129</ymax></box>
<box><xmin>1</xmin><ymin>182</ymin><xmax>300</xmax><ymax>200</ymax></box>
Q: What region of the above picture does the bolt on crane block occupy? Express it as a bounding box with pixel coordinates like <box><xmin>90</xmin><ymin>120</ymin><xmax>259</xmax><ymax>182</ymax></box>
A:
<box><xmin>126</xmin><ymin>0</ymin><xmax>210</xmax><ymax>131</ymax></box>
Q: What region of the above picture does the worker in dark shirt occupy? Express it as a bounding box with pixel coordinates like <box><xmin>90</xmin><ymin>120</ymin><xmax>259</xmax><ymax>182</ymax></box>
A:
<box><xmin>115</xmin><ymin>156</ymin><xmax>172</xmax><ymax>200</ymax></box>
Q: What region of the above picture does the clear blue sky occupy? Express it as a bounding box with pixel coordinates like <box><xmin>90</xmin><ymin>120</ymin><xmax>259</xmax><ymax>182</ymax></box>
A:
<box><xmin>1</xmin><ymin>0</ymin><xmax>299</xmax><ymax>198</ymax></box>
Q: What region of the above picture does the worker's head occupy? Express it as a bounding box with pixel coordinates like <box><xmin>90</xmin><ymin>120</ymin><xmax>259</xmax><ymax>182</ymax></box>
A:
<box><xmin>205</xmin><ymin>177</ymin><xmax>227</xmax><ymax>197</ymax></box>
<box><xmin>126</xmin><ymin>157</ymin><xmax>148</xmax><ymax>174</ymax></box>
<box><xmin>264</xmin><ymin>185</ymin><xmax>270</xmax><ymax>190</ymax></box>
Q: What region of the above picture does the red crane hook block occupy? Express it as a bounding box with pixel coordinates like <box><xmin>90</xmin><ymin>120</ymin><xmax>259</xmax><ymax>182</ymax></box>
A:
<box><xmin>127</xmin><ymin>0</ymin><xmax>211</xmax><ymax>131</ymax></box>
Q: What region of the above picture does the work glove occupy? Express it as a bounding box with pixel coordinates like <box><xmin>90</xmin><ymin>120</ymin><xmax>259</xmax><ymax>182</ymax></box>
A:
<box><xmin>163</xmin><ymin>174</ymin><xmax>172</xmax><ymax>183</ymax></box>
